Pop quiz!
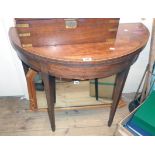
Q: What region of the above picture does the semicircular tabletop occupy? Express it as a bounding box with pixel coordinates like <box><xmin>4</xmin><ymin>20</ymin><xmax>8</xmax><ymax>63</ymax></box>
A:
<box><xmin>9</xmin><ymin>22</ymin><xmax>149</xmax><ymax>79</ymax></box>
<box><xmin>22</xmin><ymin>23</ymin><xmax>149</xmax><ymax>62</ymax></box>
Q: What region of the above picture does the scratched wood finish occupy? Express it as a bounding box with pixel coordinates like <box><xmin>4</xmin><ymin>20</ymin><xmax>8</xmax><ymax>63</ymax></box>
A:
<box><xmin>9</xmin><ymin>19</ymin><xmax>149</xmax><ymax>130</ymax></box>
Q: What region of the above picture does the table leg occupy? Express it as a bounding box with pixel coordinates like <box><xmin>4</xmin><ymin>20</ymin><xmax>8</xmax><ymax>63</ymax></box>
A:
<box><xmin>26</xmin><ymin>69</ymin><xmax>38</xmax><ymax>110</ymax></box>
<box><xmin>22</xmin><ymin>62</ymin><xmax>38</xmax><ymax>110</ymax></box>
<box><xmin>95</xmin><ymin>78</ymin><xmax>99</xmax><ymax>100</ymax></box>
<box><xmin>108</xmin><ymin>68</ymin><xmax>130</xmax><ymax>126</ymax></box>
<box><xmin>22</xmin><ymin>62</ymin><xmax>29</xmax><ymax>75</ymax></box>
<box><xmin>41</xmin><ymin>73</ymin><xmax>56</xmax><ymax>131</ymax></box>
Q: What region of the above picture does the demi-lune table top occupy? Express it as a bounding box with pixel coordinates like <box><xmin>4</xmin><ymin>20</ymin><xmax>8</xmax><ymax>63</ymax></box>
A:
<box><xmin>9</xmin><ymin>22</ymin><xmax>149</xmax><ymax>80</ymax></box>
<box><xmin>10</xmin><ymin>23</ymin><xmax>149</xmax><ymax>63</ymax></box>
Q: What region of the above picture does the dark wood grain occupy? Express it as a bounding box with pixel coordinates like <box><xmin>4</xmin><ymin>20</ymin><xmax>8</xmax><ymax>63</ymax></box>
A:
<box><xmin>15</xmin><ymin>18</ymin><xmax>119</xmax><ymax>46</ymax></box>
<box><xmin>108</xmin><ymin>68</ymin><xmax>130</xmax><ymax>126</ymax></box>
<box><xmin>41</xmin><ymin>73</ymin><xmax>56</xmax><ymax>131</ymax></box>
<box><xmin>9</xmin><ymin>18</ymin><xmax>149</xmax><ymax>131</ymax></box>
<box><xmin>22</xmin><ymin>62</ymin><xmax>29</xmax><ymax>75</ymax></box>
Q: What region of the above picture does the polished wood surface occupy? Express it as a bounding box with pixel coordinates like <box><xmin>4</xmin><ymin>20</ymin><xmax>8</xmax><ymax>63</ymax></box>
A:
<box><xmin>9</xmin><ymin>18</ymin><xmax>149</xmax><ymax>131</ymax></box>
<box><xmin>10</xmin><ymin>22</ymin><xmax>149</xmax><ymax>80</ymax></box>
<box><xmin>15</xmin><ymin>18</ymin><xmax>119</xmax><ymax>46</ymax></box>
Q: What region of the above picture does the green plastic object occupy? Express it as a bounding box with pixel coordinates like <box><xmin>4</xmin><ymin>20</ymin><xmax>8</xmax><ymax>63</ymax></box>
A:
<box><xmin>132</xmin><ymin>91</ymin><xmax>155</xmax><ymax>135</ymax></box>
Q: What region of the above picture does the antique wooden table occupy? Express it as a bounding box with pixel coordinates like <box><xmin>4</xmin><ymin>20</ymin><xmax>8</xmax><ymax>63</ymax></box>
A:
<box><xmin>9</xmin><ymin>19</ymin><xmax>149</xmax><ymax>131</ymax></box>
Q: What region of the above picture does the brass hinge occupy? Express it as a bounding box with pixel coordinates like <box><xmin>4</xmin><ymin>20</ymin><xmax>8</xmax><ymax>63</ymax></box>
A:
<box><xmin>109</xmin><ymin>20</ymin><xmax>119</xmax><ymax>24</ymax></box>
<box><xmin>19</xmin><ymin>32</ymin><xmax>31</xmax><ymax>37</ymax></box>
<box><xmin>22</xmin><ymin>44</ymin><xmax>32</xmax><ymax>48</ymax></box>
<box><xmin>109</xmin><ymin>28</ymin><xmax>118</xmax><ymax>32</ymax></box>
<box><xmin>16</xmin><ymin>23</ymin><xmax>29</xmax><ymax>28</ymax></box>
<box><xmin>64</xmin><ymin>19</ymin><xmax>77</xmax><ymax>29</ymax></box>
<box><xmin>106</xmin><ymin>38</ymin><xmax>116</xmax><ymax>42</ymax></box>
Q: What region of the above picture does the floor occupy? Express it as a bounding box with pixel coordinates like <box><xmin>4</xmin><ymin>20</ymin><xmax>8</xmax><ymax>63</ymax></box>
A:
<box><xmin>0</xmin><ymin>82</ymin><xmax>135</xmax><ymax>136</ymax></box>
<box><xmin>0</xmin><ymin>97</ymin><xmax>132</xmax><ymax>136</ymax></box>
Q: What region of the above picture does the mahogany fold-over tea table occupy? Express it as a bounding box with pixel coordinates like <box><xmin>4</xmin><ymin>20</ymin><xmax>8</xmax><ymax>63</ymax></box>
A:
<box><xmin>9</xmin><ymin>19</ymin><xmax>149</xmax><ymax>131</ymax></box>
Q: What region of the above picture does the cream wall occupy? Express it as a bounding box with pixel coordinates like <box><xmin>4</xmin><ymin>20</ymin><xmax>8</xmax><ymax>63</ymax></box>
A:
<box><xmin>0</xmin><ymin>18</ymin><xmax>153</xmax><ymax>98</ymax></box>
<box><xmin>0</xmin><ymin>18</ymin><xmax>28</xmax><ymax>98</ymax></box>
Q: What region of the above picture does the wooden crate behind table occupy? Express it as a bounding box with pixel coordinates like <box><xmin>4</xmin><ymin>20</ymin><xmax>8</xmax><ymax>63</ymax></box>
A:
<box><xmin>90</xmin><ymin>75</ymin><xmax>116</xmax><ymax>99</ymax></box>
